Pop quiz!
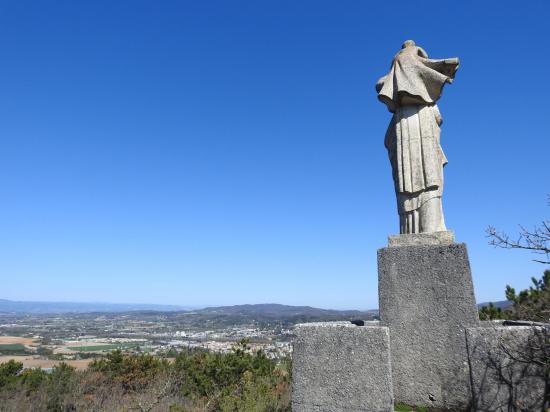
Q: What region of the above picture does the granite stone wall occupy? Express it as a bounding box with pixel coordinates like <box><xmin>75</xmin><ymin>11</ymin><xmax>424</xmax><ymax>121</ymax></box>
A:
<box><xmin>466</xmin><ymin>324</ymin><xmax>548</xmax><ymax>411</ymax></box>
<box><xmin>292</xmin><ymin>322</ymin><xmax>394</xmax><ymax>412</ymax></box>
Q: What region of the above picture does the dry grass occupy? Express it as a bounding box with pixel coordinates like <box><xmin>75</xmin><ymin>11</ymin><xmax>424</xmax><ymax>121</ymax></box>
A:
<box><xmin>0</xmin><ymin>336</ymin><xmax>37</xmax><ymax>346</ymax></box>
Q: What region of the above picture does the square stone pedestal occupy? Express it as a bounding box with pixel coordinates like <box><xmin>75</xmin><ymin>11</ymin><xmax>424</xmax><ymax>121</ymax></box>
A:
<box><xmin>378</xmin><ymin>233</ymin><xmax>479</xmax><ymax>410</ymax></box>
<box><xmin>292</xmin><ymin>322</ymin><xmax>394</xmax><ymax>412</ymax></box>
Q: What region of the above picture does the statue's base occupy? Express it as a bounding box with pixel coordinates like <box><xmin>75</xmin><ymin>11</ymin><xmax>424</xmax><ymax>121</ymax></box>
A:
<box><xmin>291</xmin><ymin>322</ymin><xmax>394</xmax><ymax>412</ymax></box>
<box><xmin>291</xmin><ymin>233</ymin><xmax>546</xmax><ymax>410</ymax></box>
<box><xmin>388</xmin><ymin>230</ymin><xmax>455</xmax><ymax>247</ymax></box>
<box><xmin>378</xmin><ymin>238</ymin><xmax>479</xmax><ymax>410</ymax></box>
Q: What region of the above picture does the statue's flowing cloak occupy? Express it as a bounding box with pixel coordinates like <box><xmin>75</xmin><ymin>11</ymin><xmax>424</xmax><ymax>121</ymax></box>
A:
<box><xmin>376</xmin><ymin>46</ymin><xmax>459</xmax><ymax>113</ymax></box>
<box><xmin>376</xmin><ymin>45</ymin><xmax>459</xmax><ymax>217</ymax></box>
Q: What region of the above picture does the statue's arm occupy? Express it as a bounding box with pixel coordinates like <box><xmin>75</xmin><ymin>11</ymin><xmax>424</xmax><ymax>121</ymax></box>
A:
<box><xmin>433</xmin><ymin>105</ymin><xmax>443</xmax><ymax>126</ymax></box>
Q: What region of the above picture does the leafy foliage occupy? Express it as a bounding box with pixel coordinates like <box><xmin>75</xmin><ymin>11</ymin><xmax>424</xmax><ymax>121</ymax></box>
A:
<box><xmin>478</xmin><ymin>302</ymin><xmax>509</xmax><ymax>321</ymax></box>
<box><xmin>505</xmin><ymin>269</ymin><xmax>550</xmax><ymax>322</ymax></box>
<box><xmin>0</xmin><ymin>360</ymin><xmax>23</xmax><ymax>389</ymax></box>
<box><xmin>46</xmin><ymin>363</ymin><xmax>77</xmax><ymax>411</ymax></box>
<box><xmin>169</xmin><ymin>340</ymin><xmax>290</xmax><ymax>411</ymax></box>
<box><xmin>90</xmin><ymin>350</ymin><xmax>169</xmax><ymax>390</ymax></box>
<box><xmin>479</xmin><ymin>270</ymin><xmax>550</xmax><ymax>322</ymax></box>
<box><xmin>0</xmin><ymin>340</ymin><xmax>291</xmax><ymax>411</ymax></box>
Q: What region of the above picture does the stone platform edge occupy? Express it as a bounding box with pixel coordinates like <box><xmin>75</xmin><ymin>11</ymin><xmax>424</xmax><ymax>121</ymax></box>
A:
<box><xmin>388</xmin><ymin>230</ymin><xmax>455</xmax><ymax>247</ymax></box>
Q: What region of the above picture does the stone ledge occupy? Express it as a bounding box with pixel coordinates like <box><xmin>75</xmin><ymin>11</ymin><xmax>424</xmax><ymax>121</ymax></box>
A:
<box><xmin>388</xmin><ymin>230</ymin><xmax>455</xmax><ymax>247</ymax></box>
<box><xmin>295</xmin><ymin>320</ymin><xmax>380</xmax><ymax>328</ymax></box>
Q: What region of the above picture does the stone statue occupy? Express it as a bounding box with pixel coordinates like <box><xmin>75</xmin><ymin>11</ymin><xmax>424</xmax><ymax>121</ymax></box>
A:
<box><xmin>376</xmin><ymin>40</ymin><xmax>459</xmax><ymax>234</ymax></box>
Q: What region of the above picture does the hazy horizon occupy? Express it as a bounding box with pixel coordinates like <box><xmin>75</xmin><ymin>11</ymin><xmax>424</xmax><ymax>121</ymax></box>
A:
<box><xmin>0</xmin><ymin>296</ymin><xmax>508</xmax><ymax>313</ymax></box>
<box><xmin>0</xmin><ymin>297</ymin><xmax>375</xmax><ymax>312</ymax></box>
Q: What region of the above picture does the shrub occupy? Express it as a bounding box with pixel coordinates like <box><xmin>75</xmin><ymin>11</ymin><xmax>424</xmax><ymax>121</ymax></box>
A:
<box><xmin>0</xmin><ymin>360</ymin><xmax>23</xmax><ymax>389</ymax></box>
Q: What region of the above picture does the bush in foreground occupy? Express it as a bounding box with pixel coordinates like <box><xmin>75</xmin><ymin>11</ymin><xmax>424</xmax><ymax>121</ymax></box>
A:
<box><xmin>0</xmin><ymin>340</ymin><xmax>291</xmax><ymax>412</ymax></box>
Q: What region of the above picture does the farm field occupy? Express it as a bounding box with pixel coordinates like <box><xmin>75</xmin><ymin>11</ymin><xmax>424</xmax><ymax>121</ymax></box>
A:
<box><xmin>0</xmin><ymin>343</ymin><xmax>26</xmax><ymax>351</ymax></box>
<box><xmin>0</xmin><ymin>336</ymin><xmax>37</xmax><ymax>346</ymax></box>
<box><xmin>67</xmin><ymin>343</ymin><xmax>141</xmax><ymax>352</ymax></box>
<box><xmin>0</xmin><ymin>336</ymin><xmax>39</xmax><ymax>353</ymax></box>
<box><xmin>0</xmin><ymin>356</ymin><xmax>92</xmax><ymax>370</ymax></box>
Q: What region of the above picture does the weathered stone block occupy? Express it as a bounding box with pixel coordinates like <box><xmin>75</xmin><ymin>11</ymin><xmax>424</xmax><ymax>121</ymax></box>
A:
<box><xmin>466</xmin><ymin>324</ymin><xmax>547</xmax><ymax>411</ymax></box>
<box><xmin>388</xmin><ymin>230</ymin><xmax>455</xmax><ymax>247</ymax></box>
<box><xmin>292</xmin><ymin>322</ymin><xmax>394</xmax><ymax>412</ymax></box>
<box><xmin>378</xmin><ymin>241</ymin><xmax>479</xmax><ymax>410</ymax></box>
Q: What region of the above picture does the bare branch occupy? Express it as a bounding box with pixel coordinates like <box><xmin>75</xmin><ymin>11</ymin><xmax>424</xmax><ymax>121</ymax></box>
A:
<box><xmin>486</xmin><ymin>217</ymin><xmax>550</xmax><ymax>265</ymax></box>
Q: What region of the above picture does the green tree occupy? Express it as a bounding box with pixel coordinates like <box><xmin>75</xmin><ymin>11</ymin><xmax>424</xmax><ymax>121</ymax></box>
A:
<box><xmin>486</xmin><ymin>198</ymin><xmax>550</xmax><ymax>322</ymax></box>
<box><xmin>19</xmin><ymin>368</ymin><xmax>48</xmax><ymax>394</ymax></box>
<box><xmin>0</xmin><ymin>360</ymin><xmax>23</xmax><ymax>389</ymax></box>
<box><xmin>173</xmin><ymin>340</ymin><xmax>289</xmax><ymax>410</ymax></box>
<box><xmin>478</xmin><ymin>302</ymin><xmax>509</xmax><ymax>321</ymax></box>
<box><xmin>46</xmin><ymin>362</ymin><xmax>77</xmax><ymax>411</ymax></box>
<box><xmin>479</xmin><ymin>270</ymin><xmax>550</xmax><ymax>322</ymax></box>
<box><xmin>504</xmin><ymin>269</ymin><xmax>550</xmax><ymax>322</ymax></box>
<box><xmin>90</xmin><ymin>350</ymin><xmax>168</xmax><ymax>390</ymax></box>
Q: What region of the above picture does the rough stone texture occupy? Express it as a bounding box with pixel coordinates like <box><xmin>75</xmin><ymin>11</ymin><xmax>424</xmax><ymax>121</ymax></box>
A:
<box><xmin>388</xmin><ymin>230</ymin><xmax>455</xmax><ymax>247</ymax></box>
<box><xmin>378</xmin><ymin>242</ymin><xmax>479</xmax><ymax>410</ymax></box>
<box><xmin>292</xmin><ymin>322</ymin><xmax>394</xmax><ymax>412</ymax></box>
<box><xmin>466</xmin><ymin>324</ymin><xmax>547</xmax><ymax>411</ymax></box>
<box><xmin>376</xmin><ymin>40</ymin><xmax>459</xmax><ymax>234</ymax></box>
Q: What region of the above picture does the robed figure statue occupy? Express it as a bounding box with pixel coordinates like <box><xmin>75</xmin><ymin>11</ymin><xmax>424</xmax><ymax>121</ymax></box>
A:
<box><xmin>376</xmin><ymin>40</ymin><xmax>459</xmax><ymax>234</ymax></box>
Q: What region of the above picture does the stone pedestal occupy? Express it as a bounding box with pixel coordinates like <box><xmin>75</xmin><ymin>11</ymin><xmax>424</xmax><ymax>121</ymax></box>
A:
<box><xmin>292</xmin><ymin>322</ymin><xmax>394</xmax><ymax>412</ymax></box>
<box><xmin>378</xmin><ymin>233</ymin><xmax>479</xmax><ymax>410</ymax></box>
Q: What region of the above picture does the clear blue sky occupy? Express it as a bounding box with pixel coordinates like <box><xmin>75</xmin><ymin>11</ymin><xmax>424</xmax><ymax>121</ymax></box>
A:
<box><xmin>0</xmin><ymin>1</ymin><xmax>548</xmax><ymax>309</ymax></box>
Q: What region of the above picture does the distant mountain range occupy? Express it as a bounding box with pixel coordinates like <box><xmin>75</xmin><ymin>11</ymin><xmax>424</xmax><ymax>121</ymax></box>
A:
<box><xmin>477</xmin><ymin>300</ymin><xmax>512</xmax><ymax>310</ymax></box>
<box><xmin>0</xmin><ymin>299</ymin><xmax>193</xmax><ymax>314</ymax></box>
<box><xmin>0</xmin><ymin>298</ymin><xmax>511</xmax><ymax>317</ymax></box>
<box><xmin>0</xmin><ymin>299</ymin><xmax>375</xmax><ymax>317</ymax></box>
<box><xmin>198</xmin><ymin>303</ymin><xmax>377</xmax><ymax>320</ymax></box>
<box><xmin>172</xmin><ymin>304</ymin><xmax>379</xmax><ymax>327</ymax></box>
